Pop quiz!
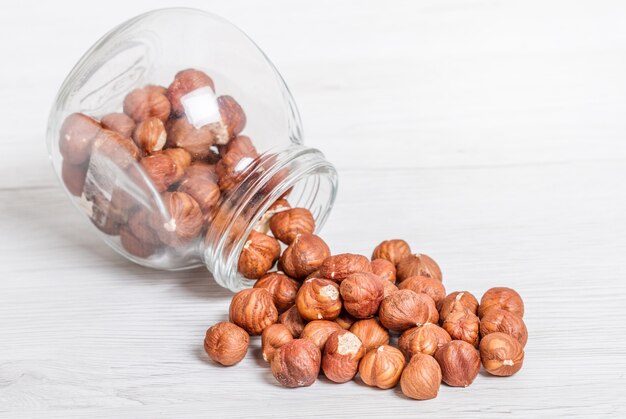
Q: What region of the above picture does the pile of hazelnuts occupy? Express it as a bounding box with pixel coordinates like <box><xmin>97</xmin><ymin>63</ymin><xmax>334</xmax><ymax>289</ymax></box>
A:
<box><xmin>58</xmin><ymin>68</ymin><xmax>256</xmax><ymax>258</ymax></box>
<box><xmin>205</xmin><ymin>232</ymin><xmax>527</xmax><ymax>400</ymax></box>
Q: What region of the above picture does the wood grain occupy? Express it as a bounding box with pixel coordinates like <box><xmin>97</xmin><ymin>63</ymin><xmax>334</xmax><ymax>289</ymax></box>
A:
<box><xmin>1</xmin><ymin>0</ymin><xmax>626</xmax><ymax>417</ymax></box>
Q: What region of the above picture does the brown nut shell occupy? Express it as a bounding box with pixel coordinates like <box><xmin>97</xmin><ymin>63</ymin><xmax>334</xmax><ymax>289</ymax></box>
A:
<box><xmin>151</xmin><ymin>191</ymin><xmax>203</xmax><ymax>247</ymax></box>
<box><xmin>167</xmin><ymin>69</ymin><xmax>215</xmax><ymax>117</ymax></box>
<box><xmin>59</xmin><ymin>113</ymin><xmax>102</xmax><ymax>165</ymax></box>
<box><xmin>119</xmin><ymin>227</ymin><xmax>158</xmax><ymax>258</ymax></box>
<box><xmin>229</xmin><ymin>288</ymin><xmax>278</xmax><ymax>335</ymax></box>
<box><xmin>254</xmin><ymin>272</ymin><xmax>301</xmax><ymax>313</ymax></box>
<box><xmin>271</xmin><ymin>339</ymin><xmax>321</xmax><ymax>388</ymax></box>
<box><xmin>371</xmin><ymin>239</ymin><xmax>411</xmax><ymax>266</ymax></box>
<box><xmin>279</xmin><ymin>305</ymin><xmax>306</xmax><ymax>338</ymax></box>
<box><xmin>178</xmin><ymin>175</ymin><xmax>220</xmax><ymax>215</ymax></box>
<box><xmin>349</xmin><ymin>318</ymin><xmax>390</xmax><ymax>352</ymax></box>
<box><xmin>321</xmin><ymin>330</ymin><xmax>365</xmax><ymax>383</ymax></box>
<box><xmin>319</xmin><ymin>253</ymin><xmax>372</xmax><ymax>283</ymax></box>
<box><xmin>442</xmin><ymin>308</ymin><xmax>480</xmax><ymax>347</ymax></box>
<box><xmin>166</xmin><ymin>116</ymin><xmax>218</xmax><ymax>160</ymax></box>
<box><xmin>296</xmin><ymin>278</ymin><xmax>342</xmax><ymax>321</ymax></box>
<box><xmin>439</xmin><ymin>291</ymin><xmax>479</xmax><ymax>320</ymax></box>
<box><xmin>399</xmin><ymin>276</ymin><xmax>446</xmax><ymax>308</ymax></box>
<box><xmin>335</xmin><ymin>310</ymin><xmax>357</xmax><ymax>330</ymax></box>
<box><xmin>280</xmin><ymin>234</ymin><xmax>331</xmax><ymax>279</ymax></box>
<box><xmin>217</xmin><ymin>95</ymin><xmax>246</xmax><ymax>140</ymax></box>
<box><xmin>261</xmin><ymin>323</ymin><xmax>293</xmax><ymax>363</ymax></box>
<box><xmin>238</xmin><ymin>231</ymin><xmax>281</xmax><ymax>279</ymax></box>
<box><xmin>400</xmin><ymin>353</ymin><xmax>442</xmax><ymax>400</ymax></box>
<box><xmin>101</xmin><ymin>112</ymin><xmax>136</xmax><ymax>138</ymax></box>
<box><xmin>478</xmin><ymin>287</ymin><xmax>524</xmax><ymax>319</ymax></box>
<box><xmin>61</xmin><ymin>161</ymin><xmax>88</xmax><ymax>197</ymax></box>
<box><xmin>370</xmin><ymin>258</ymin><xmax>397</xmax><ymax>283</ymax></box>
<box><xmin>435</xmin><ymin>340</ymin><xmax>481</xmax><ymax>387</ymax></box>
<box><xmin>396</xmin><ymin>253</ymin><xmax>442</xmax><ymax>282</ymax></box>
<box><xmin>300</xmin><ymin>320</ymin><xmax>343</xmax><ymax>350</ymax></box>
<box><xmin>123</xmin><ymin>85</ymin><xmax>171</xmax><ymax>122</ymax></box>
<box><xmin>133</xmin><ymin>117</ymin><xmax>166</xmax><ymax>154</ymax></box>
<box><xmin>358</xmin><ymin>345</ymin><xmax>405</xmax><ymax>389</ymax></box>
<box><xmin>480</xmin><ymin>309</ymin><xmax>528</xmax><ymax>347</ymax></box>
<box><xmin>339</xmin><ymin>272</ymin><xmax>384</xmax><ymax>318</ymax></box>
<box><xmin>479</xmin><ymin>332</ymin><xmax>525</xmax><ymax>376</ymax></box>
<box><xmin>399</xmin><ymin>323</ymin><xmax>452</xmax><ymax>358</ymax></box>
<box><xmin>379</xmin><ymin>290</ymin><xmax>438</xmax><ymax>331</ymax></box>
<box><xmin>269</xmin><ymin>208</ymin><xmax>316</xmax><ymax>245</ymax></box>
<box><xmin>204</xmin><ymin>322</ymin><xmax>249</xmax><ymax>366</ymax></box>
<box><xmin>91</xmin><ymin>129</ymin><xmax>141</xmax><ymax>169</ymax></box>
<box><xmin>140</xmin><ymin>153</ymin><xmax>178</xmax><ymax>192</ymax></box>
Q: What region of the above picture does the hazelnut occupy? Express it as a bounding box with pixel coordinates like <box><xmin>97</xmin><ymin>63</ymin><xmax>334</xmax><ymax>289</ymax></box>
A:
<box><xmin>217</xmin><ymin>95</ymin><xmax>246</xmax><ymax>139</ymax></box>
<box><xmin>177</xmin><ymin>175</ymin><xmax>220</xmax><ymax>216</ymax></box>
<box><xmin>396</xmin><ymin>253</ymin><xmax>442</xmax><ymax>282</ymax></box>
<box><xmin>379</xmin><ymin>290</ymin><xmax>438</xmax><ymax>331</ymax></box>
<box><xmin>400</xmin><ymin>354</ymin><xmax>442</xmax><ymax>400</ymax></box>
<box><xmin>182</xmin><ymin>161</ymin><xmax>218</xmax><ymax>183</ymax></box>
<box><xmin>166</xmin><ymin>69</ymin><xmax>215</xmax><ymax>117</ymax></box>
<box><xmin>254</xmin><ymin>271</ymin><xmax>301</xmax><ymax>313</ymax></box>
<box><xmin>280</xmin><ymin>234</ymin><xmax>331</xmax><ymax>279</ymax></box>
<box><xmin>335</xmin><ymin>310</ymin><xmax>357</xmax><ymax>330</ymax></box>
<box><xmin>133</xmin><ymin>117</ymin><xmax>166</xmax><ymax>154</ymax></box>
<box><xmin>61</xmin><ymin>161</ymin><xmax>88</xmax><ymax>197</ymax></box>
<box><xmin>204</xmin><ymin>322</ymin><xmax>249</xmax><ymax>366</ymax></box>
<box><xmin>300</xmin><ymin>320</ymin><xmax>343</xmax><ymax>350</ymax></box>
<box><xmin>229</xmin><ymin>288</ymin><xmax>278</xmax><ymax>335</ymax></box>
<box><xmin>398</xmin><ymin>324</ymin><xmax>451</xmax><ymax>358</ymax></box>
<box><xmin>269</xmin><ymin>208</ymin><xmax>316</xmax><ymax>245</ymax></box>
<box><xmin>127</xmin><ymin>207</ymin><xmax>161</xmax><ymax>246</ymax></box>
<box><xmin>215</xmin><ymin>136</ymin><xmax>259</xmax><ymax>192</ymax></box>
<box><xmin>238</xmin><ymin>231</ymin><xmax>281</xmax><ymax>279</ymax></box>
<box><xmin>82</xmin><ymin>190</ymin><xmax>122</xmax><ymax>236</ymax></box>
<box><xmin>480</xmin><ymin>309</ymin><xmax>528</xmax><ymax>347</ymax></box>
<box><xmin>166</xmin><ymin>116</ymin><xmax>219</xmax><ymax>160</ymax></box>
<box><xmin>398</xmin><ymin>276</ymin><xmax>446</xmax><ymax>308</ymax></box>
<box><xmin>140</xmin><ymin>153</ymin><xmax>178</xmax><ymax>192</ymax></box>
<box><xmin>305</xmin><ymin>269</ymin><xmax>321</xmax><ymax>281</ymax></box>
<box><xmin>151</xmin><ymin>191</ymin><xmax>204</xmax><ymax>246</ymax></box>
<box><xmin>478</xmin><ymin>287</ymin><xmax>524</xmax><ymax>319</ymax></box>
<box><xmin>371</xmin><ymin>239</ymin><xmax>411</xmax><ymax>266</ymax></box>
<box><xmin>59</xmin><ymin>113</ymin><xmax>101</xmax><ymax>165</ymax></box>
<box><xmin>123</xmin><ymin>85</ymin><xmax>171</xmax><ymax>122</ymax></box>
<box><xmin>120</xmin><ymin>227</ymin><xmax>158</xmax><ymax>258</ymax></box>
<box><xmin>261</xmin><ymin>323</ymin><xmax>293</xmax><ymax>362</ymax></box>
<box><xmin>434</xmin><ymin>340</ymin><xmax>480</xmax><ymax>387</ymax></box>
<box><xmin>321</xmin><ymin>330</ymin><xmax>365</xmax><ymax>383</ymax></box>
<box><xmin>162</xmin><ymin>148</ymin><xmax>192</xmax><ymax>180</ymax></box>
<box><xmin>349</xmin><ymin>318</ymin><xmax>389</xmax><ymax>352</ymax></box>
<box><xmin>359</xmin><ymin>345</ymin><xmax>405</xmax><ymax>389</ymax></box>
<box><xmin>339</xmin><ymin>272</ymin><xmax>384</xmax><ymax>318</ymax></box>
<box><xmin>296</xmin><ymin>278</ymin><xmax>342</xmax><ymax>321</ymax></box>
<box><xmin>370</xmin><ymin>258</ymin><xmax>397</xmax><ymax>283</ymax></box>
<box><xmin>442</xmin><ymin>309</ymin><xmax>480</xmax><ymax>347</ymax></box>
<box><xmin>319</xmin><ymin>253</ymin><xmax>372</xmax><ymax>283</ymax></box>
<box><xmin>279</xmin><ymin>305</ymin><xmax>306</xmax><ymax>338</ymax></box>
<box><xmin>380</xmin><ymin>280</ymin><xmax>399</xmax><ymax>299</ymax></box>
<box><xmin>253</xmin><ymin>198</ymin><xmax>291</xmax><ymax>234</ymax></box>
<box><xmin>91</xmin><ymin>129</ymin><xmax>140</xmax><ymax>168</ymax></box>
<box><xmin>271</xmin><ymin>339</ymin><xmax>321</xmax><ymax>388</ymax></box>
<box><xmin>101</xmin><ymin>112</ymin><xmax>136</xmax><ymax>138</ymax></box>
<box><xmin>479</xmin><ymin>332</ymin><xmax>525</xmax><ymax>376</ymax></box>
<box><xmin>439</xmin><ymin>291</ymin><xmax>479</xmax><ymax>320</ymax></box>
<box><xmin>219</xmin><ymin>134</ymin><xmax>258</xmax><ymax>157</ymax></box>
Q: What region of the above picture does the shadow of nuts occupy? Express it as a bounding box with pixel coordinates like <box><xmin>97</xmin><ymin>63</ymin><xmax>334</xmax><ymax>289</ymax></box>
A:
<box><xmin>396</xmin><ymin>253</ymin><xmax>442</xmax><ymax>282</ymax></box>
<box><xmin>229</xmin><ymin>288</ymin><xmax>278</xmax><ymax>335</ymax></box>
<box><xmin>296</xmin><ymin>278</ymin><xmax>342</xmax><ymax>321</ymax></box>
<box><xmin>270</xmin><ymin>208</ymin><xmax>316</xmax><ymax>245</ymax></box>
<box><xmin>434</xmin><ymin>340</ymin><xmax>481</xmax><ymax>387</ymax></box>
<box><xmin>319</xmin><ymin>253</ymin><xmax>372</xmax><ymax>283</ymax></box>
<box><xmin>261</xmin><ymin>323</ymin><xmax>294</xmax><ymax>363</ymax></box>
<box><xmin>339</xmin><ymin>272</ymin><xmax>384</xmax><ymax>318</ymax></box>
<box><xmin>271</xmin><ymin>339</ymin><xmax>321</xmax><ymax>388</ymax></box>
<box><xmin>400</xmin><ymin>353</ymin><xmax>442</xmax><ymax>400</ymax></box>
<box><xmin>371</xmin><ymin>239</ymin><xmax>412</xmax><ymax>266</ymax></box>
<box><xmin>204</xmin><ymin>322</ymin><xmax>249</xmax><ymax>366</ymax></box>
<box><xmin>359</xmin><ymin>345</ymin><xmax>405</xmax><ymax>389</ymax></box>
<box><xmin>238</xmin><ymin>230</ymin><xmax>281</xmax><ymax>279</ymax></box>
<box><xmin>398</xmin><ymin>323</ymin><xmax>451</xmax><ymax>358</ymax></box>
<box><xmin>321</xmin><ymin>330</ymin><xmax>365</xmax><ymax>383</ymax></box>
<box><xmin>280</xmin><ymin>234</ymin><xmax>331</xmax><ymax>279</ymax></box>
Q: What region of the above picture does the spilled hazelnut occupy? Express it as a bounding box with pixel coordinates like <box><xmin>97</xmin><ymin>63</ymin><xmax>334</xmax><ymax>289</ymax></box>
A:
<box><xmin>319</xmin><ymin>253</ymin><xmax>372</xmax><ymax>283</ymax></box>
<box><xmin>280</xmin><ymin>234</ymin><xmax>331</xmax><ymax>279</ymax></box>
<box><xmin>278</xmin><ymin>305</ymin><xmax>306</xmax><ymax>338</ymax></box>
<box><xmin>479</xmin><ymin>332</ymin><xmax>524</xmax><ymax>376</ymax></box>
<box><xmin>435</xmin><ymin>340</ymin><xmax>481</xmax><ymax>387</ymax></box>
<box><xmin>359</xmin><ymin>345</ymin><xmax>405</xmax><ymax>389</ymax></box>
<box><xmin>271</xmin><ymin>339</ymin><xmax>321</xmax><ymax>388</ymax></box>
<box><xmin>379</xmin><ymin>290</ymin><xmax>438</xmax><ymax>331</ymax></box>
<box><xmin>400</xmin><ymin>353</ymin><xmax>442</xmax><ymax>400</ymax></box>
<box><xmin>478</xmin><ymin>287</ymin><xmax>524</xmax><ymax>319</ymax></box>
<box><xmin>339</xmin><ymin>272</ymin><xmax>384</xmax><ymax>318</ymax></box>
<box><xmin>371</xmin><ymin>239</ymin><xmax>411</xmax><ymax>266</ymax></box>
<box><xmin>261</xmin><ymin>323</ymin><xmax>293</xmax><ymax>362</ymax></box>
<box><xmin>480</xmin><ymin>309</ymin><xmax>528</xmax><ymax>347</ymax></box>
<box><xmin>229</xmin><ymin>288</ymin><xmax>278</xmax><ymax>335</ymax></box>
<box><xmin>295</xmin><ymin>278</ymin><xmax>342</xmax><ymax>321</ymax></box>
<box><xmin>396</xmin><ymin>253</ymin><xmax>442</xmax><ymax>282</ymax></box>
<box><xmin>254</xmin><ymin>271</ymin><xmax>301</xmax><ymax>313</ymax></box>
<box><xmin>349</xmin><ymin>318</ymin><xmax>389</xmax><ymax>352</ymax></box>
<box><xmin>399</xmin><ymin>276</ymin><xmax>446</xmax><ymax>308</ymax></box>
<box><xmin>204</xmin><ymin>322</ymin><xmax>249</xmax><ymax>366</ymax></box>
<box><xmin>442</xmin><ymin>308</ymin><xmax>480</xmax><ymax>347</ymax></box>
<box><xmin>321</xmin><ymin>330</ymin><xmax>365</xmax><ymax>383</ymax></box>
<box><xmin>300</xmin><ymin>320</ymin><xmax>343</xmax><ymax>350</ymax></box>
<box><xmin>370</xmin><ymin>258</ymin><xmax>397</xmax><ymax>283</ymax></box>
<box><xmin>399</xmin><ymin>323</ymin><xmax>452</xmax><ymax>358</ymax></box>
<box><xmin>238</xmin><ymin>230</ymin><xmax>281</xmax><ymax>279</ymax></box>
<box><xmin>270</xmin><ymin>208</ymin><xmax>315</xmax><ymax>245</ymax></box>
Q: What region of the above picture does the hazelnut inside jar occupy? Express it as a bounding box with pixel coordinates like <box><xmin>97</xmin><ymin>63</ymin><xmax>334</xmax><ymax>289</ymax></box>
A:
<box><xmin>47</xmin><ymin>8</ymin><xmax>338</xmax><ymax>291</ymax></box>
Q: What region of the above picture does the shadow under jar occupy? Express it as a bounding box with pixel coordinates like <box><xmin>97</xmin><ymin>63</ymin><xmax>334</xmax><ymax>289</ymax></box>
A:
<box><xmin>47</xmin><ymin>8</ymin><xmax>338</xmax><ymax>291</ymax></box>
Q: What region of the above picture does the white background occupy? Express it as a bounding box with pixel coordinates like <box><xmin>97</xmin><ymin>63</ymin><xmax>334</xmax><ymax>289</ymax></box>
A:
<box><xmin>1</xmin><ymin>0</ymin><xmax>626</xmax><ymax>417</ymax></box>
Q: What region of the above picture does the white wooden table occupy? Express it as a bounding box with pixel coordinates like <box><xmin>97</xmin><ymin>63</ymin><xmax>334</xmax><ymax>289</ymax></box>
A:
<box><xmin>2</xmin><ymin>0</ymin><xmax>626</xmax><ymax>417</ymax></box>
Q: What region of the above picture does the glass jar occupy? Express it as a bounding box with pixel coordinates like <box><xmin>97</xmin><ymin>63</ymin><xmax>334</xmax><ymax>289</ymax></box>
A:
<box><xmin>46</xmin><ymin>8</ymin><xmax>338</xmax><ymax>291</ymax></box>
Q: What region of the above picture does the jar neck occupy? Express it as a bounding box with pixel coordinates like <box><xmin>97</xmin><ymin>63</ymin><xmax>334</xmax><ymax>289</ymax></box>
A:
<box><xmin>202</xmin><ymin>144</ymin><xmax>338</xmax><ymax>291</ymax></box>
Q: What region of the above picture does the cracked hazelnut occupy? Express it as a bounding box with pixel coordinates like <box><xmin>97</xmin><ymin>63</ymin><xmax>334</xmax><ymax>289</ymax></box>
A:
<box><xmin>140</xmin><ymin>153</ymin><xmax>178</xmax><ymax>192</ymax></box>
<box><xmin>261</xmin><ymin>323</ymin><xmax>293</xmax><ymax>362</ymax></box>
<box><xmin>349</xmin><ymin>318</ymin><xmax>389</xmax><ymax>352</ymax></box>
<box><xmin>339</xmin><ymin>272</ymin><xmax>384</xmax><ymax>318</ymax></box>
<box><xmin>379</xmin><ymin>290</ymin><xmax>438</xmax><ymax>331</ymax></box>
<box><xmin>371</xmin><ymin>239</ymin><xmax>411</xmax><ymax>266</ymax></box>
<box><xmin>151</xmin><ymin>191</ymin><xmax>203</xmax><ymax>246</ymax></box>
<box><xmin>133</xmin><ymin>117</ymin><xmax>166</xmax><ymax>154</ymax></box>
<box><xmin>123</xmin><ymin>85</ymin><xmax>171</xmax><ymax>122</ymax></box>
<box><xmin>296</xmin><ymin>278</ymin><xmax>341</xmax><ymax>321</ymax></box>
<box><xmin>400</xmin><ymin>353</ymin><xmax>442</xmax><ymax>400</ymax></box>
<box><xmin>229</xmin><ymin>288</ymin><xmax>278</xmax><ymax>335</ymax></box>
<box><xmin>101</xmin><ymin>112</ymin><xmax>136</xmax><ymax>138</ymax></box>
<box><xmin>61</xmin><ymin>160</ymin><xmax>88</xmax><ymax>197</ymax></box>
<box><xmin>270</xmin><ymin>208</ymin><xmax>316</xmax><ymax>245</ymax></box>
<box><xmin>322</xmin><ymin>330</ymin><xmax>365</xmax><ymax>383</ymax></box>
<box><xmin>92</xmin><ymin>129</ymin><xmax>140</xmax><ymax>168</ymax></box>
<box><xmin>280</xmin><ymin>234</ymin><xmax>331</xmax><ymax>279</ymax></box>
<box><xmin>370</xmin><ymin>258</ymin><xmax>396</xmax><ymax>283</ymax></box>
<box><xmin>479</xmin><ymin>309</ymin><xmax>528</xmax><ymax>347</ymax></box>
<box><xmin>439</xmin><ymin>291</ymin><xmax>479</xmax><ymax>320</ymax></box>
<box><xmin>254</xmin><ymin>271</ymin><xmax>301</xmax><ymax>313</ymax></box>
<box><xmin>479</xmin><ymin>332</ymin><xmax>525</xmax><ymax>376</ymax></box>
<box><xmin>398</xmin><ymin>324</ymin><xmax>451</xmax><ymax>358</ymax></box>
<box><xmin>442</xmin><ymin>309</ymin><xmax>480</xmax><ymax>347</ymax></box>
<box><xmin>120</xmin><ymin>226</ymin><xmax>158</xmax><ymax>258</ymax></box>
<box><xmin>478</xmin><ymin>287</ymin><xmax>524</xmax><ymax>319</ymax></box>
<box><xmin>166</xmin><ymin>116</ymin><xmax>219</xmax><ymax>160</ymax></box>
<box><xmin>238</xmin><ymin>231</ymin><xmax>281</xmax><ymax>279</ymax></box>
<box><xmin>278</xmin><ymin>305</ymin><xmax>305</xmax><ymax>338</ymax></box>
<box><xmin>300</xmin><ymin>320</ymin><xmax>343</xmax><ymax>350</ymax></box>
<box><xmin>435</xmin><ymin>340</ymin><xmax>480</xmax><ymax>387</ymax></box>
<box><xmin>319</xmin><ymin>253</ymin><xmax>372</xmax><ymax>283</ymax></box>
<box><xmin>217</xmin><ymin>95</ymin><xmax>246</xmax><ymax>140</ymax></box>
<box><xmin>359</xmin><ymin>345</ymin><xmax>405</xmax><ymax>389</ymax></box>
<box><xmin>167</xmin><ymin>69</ymin><xmax>215</xmax><ymax>117</ymax></box>
<box><xmin>335</xmin><ymin>310</ymin><xmax>357</xmax><ymax>330</ymax></box>
<box><xmin>396</xmin><ymin>253</ymin><xmax>442</xmax><ymax>282</ymax></box>
<box><xmin>254</xmin><ymin>198</ymin><xmax>290</xmax><ymax>234</ymax></box>
<box><xmin>271</xmin><ymin>339</ymin><xmax>321</xmax><ymax>388</ymax></box>
<box><xmin>204</xmin><ymin>322</ymin><xmax>249</xmax><ymax>366</ymax></box>
<box><xmin>59</xmin><ymin>113</ymin><xmax>101</xmax><ymax>165</ymax></box>
<box><xmin>399</xmin><ymin>276</ymin><xmax>446</xmax><ymax>308</ymax></box>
